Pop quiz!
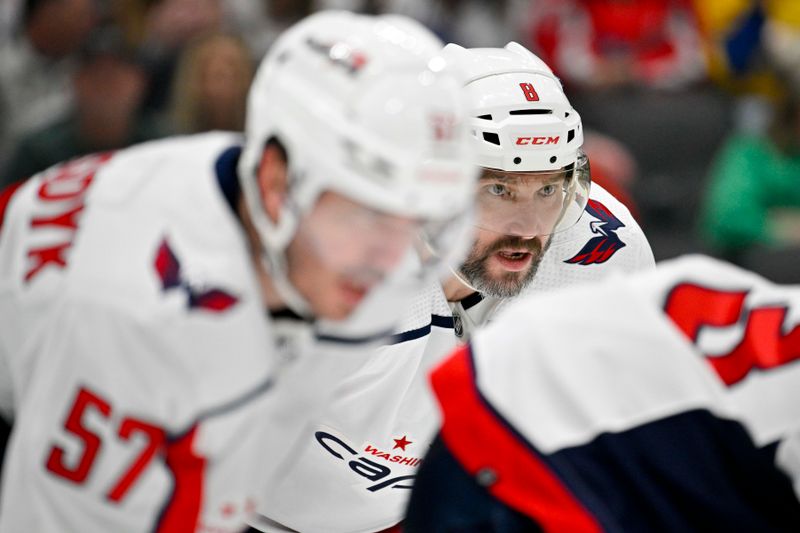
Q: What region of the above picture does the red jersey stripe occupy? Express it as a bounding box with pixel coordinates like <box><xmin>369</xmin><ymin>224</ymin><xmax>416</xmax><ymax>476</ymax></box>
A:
<box><xmin>430</xmin><ymin>345</ymin><xmax>603</xmax><ymax>533</ymax></box>
<box><xmin>156</xmin><ymin>426</ymin><xmax>206</xmax><ymax>533</ymax></box>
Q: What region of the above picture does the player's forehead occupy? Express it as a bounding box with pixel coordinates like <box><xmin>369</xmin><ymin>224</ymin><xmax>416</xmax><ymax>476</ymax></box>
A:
<box><xmin>479</xmin><ymin>167</ymin><xmax>564</xmax><ymax>183</ymax></box>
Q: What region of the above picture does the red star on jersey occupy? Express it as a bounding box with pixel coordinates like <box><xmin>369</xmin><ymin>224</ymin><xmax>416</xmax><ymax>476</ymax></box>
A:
<box><xmin>220</xmin><ymin>502</ymin><xmax>236</xmax><ymax>517</ymax></box>
<box><xmin>393</xmin><ymin>435</ymin><xmax>412</xmax><ymax>451</ymax></box>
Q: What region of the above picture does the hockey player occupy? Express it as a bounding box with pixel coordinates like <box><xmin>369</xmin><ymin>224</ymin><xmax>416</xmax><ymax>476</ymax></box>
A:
<box><xmin>249</xmin><ymin>43</ymin><xmax>655</xmax><ymax>532</ymax></box>
<box><xmin>0</xmin><ymin>11</ymin><xmax>476</xmax><ymax>533</ymax></box>
<box><xmin>406</xmin><ymin>255</ymin><xmax>800</xmax><ymax>531</ymax></box>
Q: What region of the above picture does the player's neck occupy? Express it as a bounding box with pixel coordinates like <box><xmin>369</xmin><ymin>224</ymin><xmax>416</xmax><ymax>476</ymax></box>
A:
<box><xmin>442</xmin><ymin>274</ymin><xmax>478</xmax><ymax>303</ymax></box>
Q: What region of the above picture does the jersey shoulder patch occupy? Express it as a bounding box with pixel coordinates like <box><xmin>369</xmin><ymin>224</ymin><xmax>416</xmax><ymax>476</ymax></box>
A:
<box><xmin>564</xmin><ymin>197</ymin><xmax>627</xmax><ymax>265</ymax></box>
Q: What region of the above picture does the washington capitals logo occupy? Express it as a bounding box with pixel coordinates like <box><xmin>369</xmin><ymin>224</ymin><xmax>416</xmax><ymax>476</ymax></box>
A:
<box><xmin>564</xmin><ymin>199</ymin><xmax>626</xmax><ymax>265</ymax></box>
<box><xmin>306</xmin><ymin>37</ymin><xmax>368</xmax><ymax>75</ymax></box>
<box><xmin>154</xmin><ymin>238</ymin><xmax>239</xmax><ymax>312</ymax></box>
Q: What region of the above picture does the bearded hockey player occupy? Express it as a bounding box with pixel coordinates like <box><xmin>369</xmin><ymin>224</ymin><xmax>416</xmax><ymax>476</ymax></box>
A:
<box><xmin>250</xmin><ymin>43</ymin><xmax>654</xmax><ymax>532</ymax></box>
<box><xmin>407</xmin><ymin>255</ymin><xmax>800</xmax><ymax>531</ymax></box>
<box><xmin>0</xmin><ymin>11</ymin><xmax>476</xmax><ymax>533</ymax></box>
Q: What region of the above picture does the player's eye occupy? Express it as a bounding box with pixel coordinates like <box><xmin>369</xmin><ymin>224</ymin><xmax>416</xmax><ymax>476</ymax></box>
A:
<box><xmin>539</xmin><ymin>183</ymin><xmax>557</xmax><ymax>198</ymax></box>
<box><xmin>486</xmin><ymin>183</ymin><xmax>509</xmax><ymax>197</ymax></box>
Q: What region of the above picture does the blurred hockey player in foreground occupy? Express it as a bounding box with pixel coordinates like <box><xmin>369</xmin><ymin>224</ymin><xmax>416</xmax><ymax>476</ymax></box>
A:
<box><xmin>407</xmin><ymin>255</ymin><xmax>800</xmax><ymax>531</ymax></box>
<box><xmin>251</xmin><ymin>43</ymin><xmax>654</xmax><ymax>532</ymax></box>
<box><xmin>0</xmin><ymin>11</ymin><xmax>477</xmax><ymax>532</ymax></box>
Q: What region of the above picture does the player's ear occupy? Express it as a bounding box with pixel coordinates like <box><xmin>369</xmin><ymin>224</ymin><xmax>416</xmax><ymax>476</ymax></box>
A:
<box><xmin>256</xmin><ymin>140</ymin><xmax>288</xmax><ymax>224</ymax></box>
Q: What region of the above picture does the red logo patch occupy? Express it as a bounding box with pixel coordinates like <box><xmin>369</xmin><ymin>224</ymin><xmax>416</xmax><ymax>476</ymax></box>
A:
<box><xmin>154</xmin><ymin>238</ymin><xmax>239</xmax><ymax>313</ymax></box>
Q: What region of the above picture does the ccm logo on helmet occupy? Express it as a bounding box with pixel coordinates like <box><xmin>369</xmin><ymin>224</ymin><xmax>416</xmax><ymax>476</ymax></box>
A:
<box><xmin>516</xmin><ymin>136</ymin><xmax>559</xmax><ymax>145</ymax></box>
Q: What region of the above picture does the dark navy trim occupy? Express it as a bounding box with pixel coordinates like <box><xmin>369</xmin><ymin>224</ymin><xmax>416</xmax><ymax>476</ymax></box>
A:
<box><xmin>464</xmin><ymin>344</ymin><xmax>800</xmax><ymax>531</ymax></box>
<box><xmin>388</xmin><ymin>314</ymin><xmax>455</xmax><ymax>345</ymax></box>
<box><xmin>315</xmin><ymin>328</ymin><xmax>394</xmax><ymax>345</ymax></box>
<box><xmin>153</xmin><ymin>371</ymin><xmax>272</xmax><ymax>533</ymax></box>
<box><xmin>0</xmin><ymin>414</ymin><xmax>10</xmax><ymax>486</ymax></box>
<box><xmin>464</xmin><ymin>344</ymin><xmax>617</xmax><ymax>529</ymax></box>
<box><xmin>270</xmin><ymin>308</ymin><xmax>390</xmax><ymax>344</ymax></box>
<box><xmin>431</xmin><ymin>314</ymin><xmax>455</xmax><ymax>328</ymax></box>
<box><xmin>215</xmin><ymin>145</ymin><xmax>243</xmax><ymax>216</ymax></box>
<box><xmin>169</xmin><ymin>374</ymin><xmax>274</xmax><ymax>441</ymax></box>
<box><xmin>269</xmin><ymin>307</ymin><xmax>311</xmax><ymax>323</ymax></box>
<box><xmin>459</xmin><ymin>291</ymin><xmax>484</xmax><ymax>311</ymax></box>
<box><xmin>152</xmin><ymin>475</ymin><xmax>175</xmax><ymax>533</ymax></box>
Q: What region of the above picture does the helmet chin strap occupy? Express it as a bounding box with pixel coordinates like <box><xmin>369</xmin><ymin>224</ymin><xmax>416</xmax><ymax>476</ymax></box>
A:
<box><xmin>261</xmin><ymin>245</ymin><xmax>313</xmax><ymax>318</ymax></box>
<box><xmin>444</xmin><ymin>265</ymin><xmax>483</xmax><ymax>303</ymax></box>
<box><xmin>250</xmin><ymin>191</ymin><xmax>316</xmax><ymax>318</ymax></box>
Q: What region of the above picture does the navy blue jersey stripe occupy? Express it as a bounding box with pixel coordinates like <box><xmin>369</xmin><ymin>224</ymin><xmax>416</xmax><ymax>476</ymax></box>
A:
<box><xmin>405</xmin><ymin>434</ymin><xmax>539</xmax><ymax>532</ymax></box>
<box><xmin>459</xmin><ymin>292</ymin><xmax>484</xmax><ymax>311</ymax></box>
<box><xmin>431</xmin><ymin>314</ymin><xmax>455</xmax><ymax>328</ymax></box>
<box><xmin>315</xmin><ymin>328</ymin><xmax>393</xmax><ymax>345</ymax></box>
<box><xmin>413</xmin><ymin>351</ymin><xmax>800</xmax><ymax>532</ymax></box>
<box><xmin>473</xmin><ymin>344</ymin><xmax>800</xmax><ymax>532</ymax></box>
<box><xmin>0</xmin><ymin>414</ymin><xmax>9</xmax><ymax>487</ymax></box>
<box><xmin>548</xmin><ymin>410</ymin><xmax>800</xmax><ymax>531</ymax></box>
<box><xmin>389</xmin><ymin>314</ymin><xmax>454</xmax><ymax>345</ymax></box>
<box><xmin>170</xmin><ymin>375</ymin><xmax>274</xmax><ymax>440</ymax></box>
<box><xmin>214</xmin><ymin>145</ymin><xmax>243</xmax><ymax>216</ymax></box>
<box><xmin>462</xmin><ymin>347</ymin><xmax>800</xmax><ymax>531</ymax></box>
<box><xmin>463</xmin><ymin>346</ymin><xmax>615</xmax><ymax>529</ymax></box>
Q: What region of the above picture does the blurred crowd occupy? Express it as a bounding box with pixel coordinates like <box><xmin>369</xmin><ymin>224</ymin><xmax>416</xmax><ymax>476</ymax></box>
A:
<box><xmin>1</xmin><ymin>0</ymin><xmax>799</xmax><ymax>281</ymax></box>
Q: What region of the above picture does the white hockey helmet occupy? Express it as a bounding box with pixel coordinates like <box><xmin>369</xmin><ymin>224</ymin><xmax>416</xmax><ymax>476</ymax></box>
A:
<box><xmin>238</xmin><ymin>11</ymin><xmax>476</xmax><ymax>315</ymax></box>
<box><xmin>441</xmin><ymin>42</ymin><xmax>590</xmax><ymax>236</ymax></box>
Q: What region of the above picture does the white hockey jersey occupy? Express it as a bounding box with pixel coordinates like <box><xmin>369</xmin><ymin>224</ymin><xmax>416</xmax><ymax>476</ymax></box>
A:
<box><xmin>0</xmin><ymin>133</ymin><xmax>281</xmax><ymax>532</ymax></box>
<box><xmin>407</xmin><ymin>255</ymin><xmax>800</xmax><ymax>531</ymax></box>
<box><xmin>251</xmin><ymin>183</ymin><xmax>655</xmax><ymax>532</ymax></box>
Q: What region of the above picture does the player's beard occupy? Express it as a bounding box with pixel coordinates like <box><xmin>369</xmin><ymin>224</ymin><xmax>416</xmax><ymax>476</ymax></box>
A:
<box><xmin>459</xmin><ymin>235</ymin><xmax>550</xmax><ymax>298</ymax></box>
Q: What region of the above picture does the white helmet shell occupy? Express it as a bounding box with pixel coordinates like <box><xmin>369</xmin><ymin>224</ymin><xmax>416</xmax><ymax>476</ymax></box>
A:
<box><xmin>441</xmin><ymin>42</ymin><xmax>584</xmax><ymax>172</ymax></box>
<box><xmin>239</xmin><ymin>11</ymin><xmax>476</xmax><ymax>255</ymax></box>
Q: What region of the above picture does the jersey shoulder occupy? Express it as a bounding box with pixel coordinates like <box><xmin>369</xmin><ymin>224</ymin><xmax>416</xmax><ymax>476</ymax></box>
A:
<box><xmin>473</xmin><ymin>255</ymin><xmax>800</xmax><ymax>447</ymax></box>
<box><xmin>523</xmin><ymin>182</ymin><xmax>655</xmax><ymax>294</ymax></box>
<box><xmin>1</xmin><ymin>132</ymin><xmax>247</xmax><ymax>305</ymax></box>
<box><xmin>0</xmin><ymin>133</ymin><xmax>272</xmax><ymax>418</ymax></box>
<box><xmin>389</xmin><ymin>279</ymin><xmax>452</xmax><ymax>339</ymax></box>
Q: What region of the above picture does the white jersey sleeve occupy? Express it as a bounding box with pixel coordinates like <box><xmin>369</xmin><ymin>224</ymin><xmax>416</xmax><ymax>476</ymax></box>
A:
<box><xmin>459</xmin><ymin>255</ymin><xmax>800</xmax><ymax>506</ymax></box>
<box><xmin>0</xmin><ymin>134</ymin><xmax>278</xmax><ymax>533</ymax></box>
<box><xmin>250</xmin><ymin>281</ymin><xmax>457</xmax><ymax>533</ymax></box>
<box><xmin>404</xmin><ymin>257</ymin><xmax>800</xmax><ymax>533</ymax></box>
<box><xmin>409</xmin><ymin>256</ymin><xmax>800</xmax><ymax>530</ymax></box>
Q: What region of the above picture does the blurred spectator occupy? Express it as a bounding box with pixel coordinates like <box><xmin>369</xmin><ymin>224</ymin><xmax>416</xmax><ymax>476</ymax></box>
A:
<box><xmin>2</xmin><ymin>28</ymin><xmax>164</xmax><ymax>187</ymax></box>
<box><xmin>0</xmin><ymin>0</ymin><xmax>23</xmax><ymax>43</ymax></box>
<box><xmin>582</xmin><ymin>130</ymin><xmax>641</xmax><ymax>220</ymax></box>
<box><xmin>381</xmin><ymin>0</ymin><xmax>529</xmax><ymax>47</ymax></box>
<box><xmin>693</xmin><ymin>0</ymin><xmax>800</xmax><ymax>97</ymax></box>
<box><xmin>529</xmin><ymin>0</ymin><xmax>706</xmax><ymax>91</ymax></box>
<box><xmin>0</xmin><ymin>0</ymin><xmax>97</xmax><ymax>172</ymax></box>
<box><xmin>699</xmin><ymin>90</ymin><xmax>800</xmax><ymax>263</ymax></box>
<box><xmin>762</xmin><ymin>0</ymin><xmax>800</xmax><ymax>95</ymax></box>
<box><xmin>690</xmin><ymin>0</ymin><xmax>782</xmax><ymax>136</ymax></box>
<box><xmin>136</xmin><ymin>0</ymin><xmax>225</xmax><ymax>112</ymax></box>
<box><xmin>168</xmin><ymin>33</ymin><xmax>254</xmax><ymax>134</ymax></box>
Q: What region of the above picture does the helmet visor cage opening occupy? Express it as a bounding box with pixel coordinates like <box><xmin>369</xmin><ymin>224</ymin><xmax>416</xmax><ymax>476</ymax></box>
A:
<box><xmin>474</xmin><ymin>150</ymin><xmax>590</xmax><ymax>238</ymax></box>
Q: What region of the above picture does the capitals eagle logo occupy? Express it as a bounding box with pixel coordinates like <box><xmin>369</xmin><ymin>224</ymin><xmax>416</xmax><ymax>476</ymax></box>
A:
<box><xmin>564</xmin><ymin>199</ymin><xmax>626</xmax><ymax>265</ymax></box>
<box><xmin>154</xmin><ymin>238</ymin><xmax>239</xmax><ymax>312</ymax></box>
